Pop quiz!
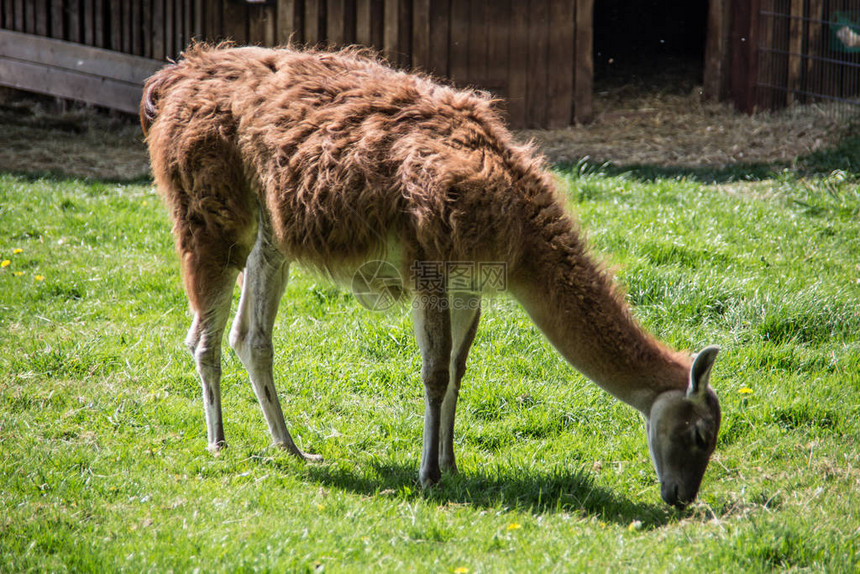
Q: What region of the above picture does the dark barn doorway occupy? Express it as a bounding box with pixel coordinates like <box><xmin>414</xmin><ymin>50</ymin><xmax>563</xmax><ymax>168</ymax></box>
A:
<box><xmin>593</xmin><ymin>0</ymin><xmax>710</xmax><ymax>94</ymax></box>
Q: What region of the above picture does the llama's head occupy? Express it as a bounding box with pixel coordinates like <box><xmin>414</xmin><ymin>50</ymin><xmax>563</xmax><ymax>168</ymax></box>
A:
<box><xmin>646</xmin><ymin>346</ymin><xmax>721</xmax><ymax>508</ymax></box>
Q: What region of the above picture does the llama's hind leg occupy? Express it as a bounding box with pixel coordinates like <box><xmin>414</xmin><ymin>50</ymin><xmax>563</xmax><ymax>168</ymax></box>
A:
<box><xmin>439</xmin><ymin>292</ymin><xmax>481</xmax><ymax>473</ymax></box>
<box><xmin>184</xmin><ymin>260</ymin><xmax>241</xmax><ymax>453</ymax></box>
<box><xmin>229</xmin><ymin>218</ymin><xmax>321</xmax><ymax>461</ymax></box>
<box><xmin>155</xmin><ymin>135</ymin><xmax>256</xmax><ymax>453</ymax></box>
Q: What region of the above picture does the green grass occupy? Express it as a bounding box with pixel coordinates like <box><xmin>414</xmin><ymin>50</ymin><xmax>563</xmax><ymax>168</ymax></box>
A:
<box><xmin>1</xmin><ymin>147</ymin><xmax>859</xmax><ymax>572</ymax></box>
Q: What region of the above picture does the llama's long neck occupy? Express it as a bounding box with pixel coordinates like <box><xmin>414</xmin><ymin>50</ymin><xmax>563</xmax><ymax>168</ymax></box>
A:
<box><xmin>507</xmin><ymin>190</ymin><xmax>690</xmax><ymax>414</ymax></box>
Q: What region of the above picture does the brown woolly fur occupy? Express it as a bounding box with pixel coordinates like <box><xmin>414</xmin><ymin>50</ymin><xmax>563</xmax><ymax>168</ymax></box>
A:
<box><xmin>143</xmin><ymin>44</ymin><xmax>550</xmax><ymax>279</ymax></box>
<box><xmin>142</xmin><ymin>43</ymin><xmax>689</xmax><ymax>402</ymax></box>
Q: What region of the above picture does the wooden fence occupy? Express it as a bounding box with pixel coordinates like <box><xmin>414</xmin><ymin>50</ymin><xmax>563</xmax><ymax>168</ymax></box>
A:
<box><xmin>723</xmin><ymin>0</ymin><xmax>860</xmax><ymax>114</ymax></box>
<box><xmin>0</xmin><ymin>29</ymin><xmax>162</xmax><ymax>114</ymax></box>
<box><xmin>756</xmin><ymin>0</ymin><xmax>860</xmax><ymax>110</ymax></box>
<box><xmin>0</xmin><ymin>0</ymin><xmax>594</xmax><ymax>128</ymax></box>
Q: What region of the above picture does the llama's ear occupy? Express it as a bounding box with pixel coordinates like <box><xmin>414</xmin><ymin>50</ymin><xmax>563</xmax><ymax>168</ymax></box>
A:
<box><xmin>688</xmin><ymin>346</ymin><xmax>720</xmax><ymax>397</ymax></box>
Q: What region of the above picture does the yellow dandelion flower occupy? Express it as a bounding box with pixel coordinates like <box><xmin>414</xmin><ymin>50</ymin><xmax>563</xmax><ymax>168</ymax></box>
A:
<box><xmin>13</xmin><ymin>248</ymin><xmax>23</xmax><ymax>254</ymax></box>
<box><xmin>453</xmin><ymin>568</ymin><xmax>469</xmax><ymax>574</ymax></box>
<box><xmin>13</xmin><ymin>271</ymin><xmax>24</xmax><ymax>276</ymax></box>
<box><xmin>35</xmin><ymin>275</ymin><xmax>45</xmax><ymax>281</ymax></box>
<box><xmin>506</xmin><ymin>522</ymin><xmax>522</xmax><ymax>531</ymax></box>
<box><xmin>738</xmin><ymin>387</ymin><xmax>753</xmax><ymax>394</ymax></box>
<box><xmin>1</xmin><ymin>260</ymin><xmax>10</xmax><ymax>267</ymax></box>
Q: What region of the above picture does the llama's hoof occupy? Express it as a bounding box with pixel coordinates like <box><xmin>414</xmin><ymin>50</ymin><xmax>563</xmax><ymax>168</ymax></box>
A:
<box><xmin>300</xmin><ymin>451</ymin><xmax>323</xmax><ymax>463</ymax></box>
<box><xmin>208</xmin><ymin>441</ymin><xmax>227</xmax><ymax>456</ymax></box>
<box><xmin>419</xmin><ymin>469</ymin><xmax>442</xmax><ymax>489</ymax></box>
<box><xmin>276</xmin><ymin>442</ymin><xmax>323</xmax><ymax>463</ymax></box>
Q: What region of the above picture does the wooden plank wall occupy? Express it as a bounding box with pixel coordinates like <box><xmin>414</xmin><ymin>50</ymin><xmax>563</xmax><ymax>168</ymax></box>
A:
<box><xmin>0</xmin><ymin>0</ymin><xmax>208</xmax><ymax>59</ymax></box>
<box><xmin>270</xmin><ymin>0</ymin><xmax>595</xmax><ymax>127</ymax></box>
<box><xmin>703</xmin><ymin>0</ymin><xmax>731</xmax><ymax>101</ymax></box>
<box><xmin>729</xmin><ymin>0</ymin><xmax>761</xmax><ymax>113</ymax></box>
<box><xmin>0</xmin><ymin>28</ymin><xmax>163</xmax><ymax>113</ymax></box>
<box><xmin>0</xmin><ymin>0</ymin><xmax>594</xmax><ymax>127</ymax></box>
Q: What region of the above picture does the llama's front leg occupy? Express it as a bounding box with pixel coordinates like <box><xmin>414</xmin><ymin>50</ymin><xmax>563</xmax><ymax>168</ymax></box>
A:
<box><xmin>185</xmin><ymin>271</ymin><xmax>239</xmax><ymax>452</ymax></box>
<box><xmin>413</xmin><ymin>292</ymin><xmax>452</xmax><ymax>487</ymax></box>
<box><xmin>439</xmin><ymin>292</ymin><xmax>481</xmax><ymax>473</ymax></box>
<box><xmin>229</xmin><ymin>223</ymin><xmax>321</xmax><ymax>461</ymax></box>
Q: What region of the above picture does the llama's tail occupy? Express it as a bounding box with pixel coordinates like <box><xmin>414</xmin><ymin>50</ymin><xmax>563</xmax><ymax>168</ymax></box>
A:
<box><xmin>140</xmin><ymin>67</ymin><xmax>177</xmax><ymax>137</ymax></box>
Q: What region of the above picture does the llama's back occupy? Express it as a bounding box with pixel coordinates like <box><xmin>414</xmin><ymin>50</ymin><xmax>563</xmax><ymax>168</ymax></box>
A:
<box><xmin>142</xmin><ymin>45</ymin><xmax>548</xmax><ymax>277</ymax></box>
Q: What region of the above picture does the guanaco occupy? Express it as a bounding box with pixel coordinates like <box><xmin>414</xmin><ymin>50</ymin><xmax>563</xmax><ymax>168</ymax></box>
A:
<box><xmin>141</xmin><ymin>44</ymin><xmax>721</xmax><ymax>508</ymax></box>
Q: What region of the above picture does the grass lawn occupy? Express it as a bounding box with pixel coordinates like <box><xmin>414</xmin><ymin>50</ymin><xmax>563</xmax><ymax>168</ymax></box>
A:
<box><xmin>1</xmin><ymin>137</ymin><xmax>859</xmax><ymax>572</ymax></box>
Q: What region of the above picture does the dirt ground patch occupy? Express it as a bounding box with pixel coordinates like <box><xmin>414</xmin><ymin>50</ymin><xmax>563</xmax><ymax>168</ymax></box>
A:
<box><xmin>521</xmin><ymin>86</ymin><xmax>855</xmax><ymax>168</ymax></box>
<box><xmin>0</xmin><ymin>86</ymin><xmax>855</xmax><ymax>182</ymax></box>
<box><xmin>0</xmin><ymin>92</ymin><xmax>150</xmax><ymax>181</ymax></box>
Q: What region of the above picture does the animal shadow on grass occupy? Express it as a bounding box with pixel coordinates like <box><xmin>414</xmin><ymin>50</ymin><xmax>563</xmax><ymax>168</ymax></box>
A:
<box><xmin>295</xmin><ymin>459</ymin><xmax>676</xmax><ymax>529</ymax></box>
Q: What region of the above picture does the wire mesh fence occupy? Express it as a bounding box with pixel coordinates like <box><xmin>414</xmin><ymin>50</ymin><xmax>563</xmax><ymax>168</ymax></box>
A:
<box><xmin>757</xmin><ymin>0</ymin><xmax>860</xmax><ymax>122</ymax></box>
